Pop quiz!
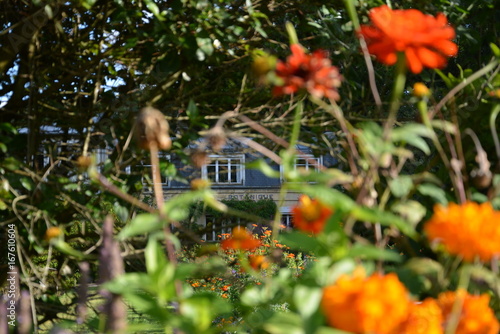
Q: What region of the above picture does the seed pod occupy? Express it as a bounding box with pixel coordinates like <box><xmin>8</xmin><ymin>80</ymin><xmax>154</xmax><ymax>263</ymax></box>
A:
<box><xmin>135</xmin><ymin>107</ymin><xmax>171</xmax><ymax>150</ymax></box>
<box><xmin>207</xmin><ymin>127</ymin><xmax>226</xmax><ymax>152</ymax></box>
<box><xmin>191</xmin><ymin>150</ymin><xmax>209</xmax><ymax>168</ymax></box>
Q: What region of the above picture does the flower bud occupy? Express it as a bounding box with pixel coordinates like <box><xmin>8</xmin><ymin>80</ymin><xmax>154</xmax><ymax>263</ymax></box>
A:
<box><xmin>413</xmin><ymin>83</ymin><xmax>431</xmax><ymax>98</ymax></box>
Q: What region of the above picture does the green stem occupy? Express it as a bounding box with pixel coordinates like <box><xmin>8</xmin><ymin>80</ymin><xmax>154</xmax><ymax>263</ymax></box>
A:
<box><xmin>384</xmin><ymin>53</ymin><xmax>407</xmax><ymax>136</ymax></box>
<box><xmin>489</xmin><ymin>104</ymin><xmax>500</xmax><ymax>159</ymax></box>
<box><xmin>342</xmin><ymin>0</ymin><xmax>360</xmax><ymax>30</ymax></box>
<box><xmin>445</xmin><ymin>264</ymin><xmax>472</xmax><ymax>334</ymax></box>
<box><xmin>418</xmin><ymin>100</ymin><xmax>466</xmax><ymax>203</ymax></box>
<box><xmin>289</xmin><ymin>100</ymin><xmax>303</xmax><ymax>151</ymax></box>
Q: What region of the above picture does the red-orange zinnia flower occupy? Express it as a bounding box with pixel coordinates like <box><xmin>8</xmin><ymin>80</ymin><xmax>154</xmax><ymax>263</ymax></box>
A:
<box><xmin>424</xmin><ymin>201</ymin><xmax>500</xmax><ymax>262</ymax></box>
<box><xmin>359</xmin><ymin>5</ymin><xmax>458</xmax><ymax>74</ymax></box>
<box><xmin>291</xmin><ymin>195</ymin><xmax>333</xmax><ymax>234</ymax></box>
<box><xmin>273</xmin><ymin>44</ymin><xmax>342</xmax><ymax>100</ymax></box>
<box><xmin>437</xmin><ymin>289</ymin><xmax>500</xmax><ymax>334</ymax></box>
<box><xmin>321</xmin><ymin>272</ymin><xmax>411</xmax><ymax>333</ymax></box>
<box><xmin>220</xmin><ymin>226</ymin><xmax>261</xmax><ymax>251</ymax></box>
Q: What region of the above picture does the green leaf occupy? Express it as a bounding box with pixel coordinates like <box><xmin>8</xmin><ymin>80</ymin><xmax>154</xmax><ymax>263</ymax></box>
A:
<box><xmin>0</xmin><ymin>199</ymin><xmax>7</xmax><ymax>210</ymax></box>
<box><xmin>103</xmin><ymin>273</ymin><xmax>152</xmax><ymax>294</ymax></box>
<box><xmin>144</xmin><ymin>0</ymin><xmax>165</xmax><ymax>21</ymax></box>
<box><xmin>51</xmin><ymin>240</ymin><xmax>91</xmax><ymax>260</ymax></box>
<box><xmin>279</xmin><ymin>232</ymin><xmax>321</xmax><ymax>253</ymax></box>
<box><xmin>113</xmin><ymin>201</ymin><xmax>129</xmax><ymax>223</ymax></box>
<box><xmin>196</xmin><ymin>37</ymin><xmax>214</xmax><ymax>57</ymax></box>
<box><xmin>293</xmin><ymin>286</ymin><xmax>322</xmax><ymax>318</ymax></box>
<box><xmin>181</xmin><ymin>293</ymin><xmax>231</xmax><ymax>332</ymax></box>
<box><xmin>2</xmin><ymin>157</ymin><xmax>21</xmax><ymax>171</ymax></box>
<box><xmin>417</xmin><ymin>184</ymin><xmax>448</xmax><ymax>205</ymax></box>
<box><xmin>388</xmin><ymin>175</ymin><xmax>413</xmax><ymax>198</ymax></box>
<box><xmin>124</xmin><ymin>291</ymin><xmax>171</xmax><ymax>323</ymax></box>
<box><xmin>392</xmin><ymin>124</ymin><xmax>433</xmax><ymax>155</ymax></box>
<box><xmin>347</xmin><ymin>244</ymin><xmax>402</xmax><ymax>263</ymax></box>
<box><xmin>145</xmin><ymin>238</ymin><xmax>168</xmax><ymax>276</ymax></box>
<box><xmin>20</xmin><ymin>177</ymin><xmax>33</xmax><ymax>191</ymax></box>
<box><xmin>351</xmin><ymin>207</ymin><xmax>417</xmax><ymax>239</ymax></box>
<box><xmin>391</xmin><ymin>200</ymin><xmax>427</xmax><ymax>227</ymax></box>
<box><xmin>490</xmin><ymin>43</ymin><xmax>500</xmax><ymax>58</ymax></box>
<box><xmin>286</xmin><ymin>184</ymin><xmax>355</xmax><ymax>212</ymax></box>
<box><xmin>162</xmin><ymin>190</ymin><xmax>208</xmax><ymax>222</ymax></box>
<box><xmin>118</xmin><ymin>213</ymin><xmax>162</xmax><ymax>240</ymax></box>
<box><xmin>263</xmin><ymin>312</ymin><xmax>303</xmax><ymax>334</ymax></box>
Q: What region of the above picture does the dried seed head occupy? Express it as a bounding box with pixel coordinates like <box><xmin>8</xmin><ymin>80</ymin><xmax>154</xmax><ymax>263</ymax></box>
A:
<box><xmin>207</xmin><ymin>127</ymin><xmax>226</xmax><ymax>152</ymax></box>
<box><xmin>135</xmin><ymin>107</ymin><xmax>171</xmax><ymax>151</ymax></box>
<box><xmin>191</xmin><ymin>150</ymin><xmax>209</xmax><ymax>168</ymax></box>
<box><xmin>191</xmin><ymin>178</ymin><xmax>211</xmax><ymax>190</ymax></box>
<box><xmin>76</xmin><ymin>155</ymin><xmax>93</xmax><ymax>171</ymax></box>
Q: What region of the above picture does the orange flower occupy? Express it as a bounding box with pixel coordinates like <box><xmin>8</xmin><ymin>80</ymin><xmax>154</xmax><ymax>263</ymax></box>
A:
<box><xmin>273</xmin><ymin>44</ymin><xmax>342</xmax><ymax>100</ymax></box>
<box><xmin>359</xmin><ymin>5</ymin><xmax>458</xmax><ymax>74</ymax></box>
<box><xmin>437</xmin><ymin>289</ymin><xmax>499</xmax><ymax>334</ymax></box>
<box><xmin>287</xmin><ymin>253</ymin><xmax>295</xmax><ymax>258</ymax></box>
<box><xmin>424</xmin><ymin>201</ymin><xmax>500</xmax><ymax>262</ymax></box>
<box><xmin>398</xmin><ymin>298</ymin><xmax>443</xmax><ymax>334</ymax></box>
<box><xmin>45</xmin><ymin>226</ymin><xmax>62</xmax><ymax>241</ymax></box>
<box><xmin>248</xmin><ymin>255</ymin><xmax>270</xmax><ymax>271</ymax></box>
<box><xmin>291</xmin><ymin>195</ymin><xmax>333</xmax><ymax>234</ymax></box>
<box><xmin>220</xmin><ymin>226</ymin><xmax>261</xmax><ymax>251</ymax></box>
<box><xmin>321</xmin><ymin>272</ymin><xmax>410</xmax><ymax>334</ymax></box>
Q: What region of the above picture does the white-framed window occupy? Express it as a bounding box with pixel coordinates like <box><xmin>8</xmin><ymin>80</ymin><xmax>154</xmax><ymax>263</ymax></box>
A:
<box><xmin>129</xmin><ymin>153</ymin><xmax>172</xmax><ymax>190</ymax></box>
<box><xmin>204</xmin><ymin>215</ymin><xmax>238</xmax><ymax>242</ymax></box>
<box><xmin>280</xmin><ymin>154</ymin><xmax>322</xmax><ymax>181</ymax></box>
<box><xmin>280</xmin><ymin>207</ymin><xmax>294</xmax><ymax>229</ymax></box>
<box><xmin>202</xmin><ymin>154</ymin><xmax>245</xmax><ymax>185</ymax></box>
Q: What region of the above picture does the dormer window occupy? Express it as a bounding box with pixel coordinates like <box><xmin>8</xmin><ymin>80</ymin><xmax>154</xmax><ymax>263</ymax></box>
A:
<box><xmin>280</xmin><ymin>154</ymin><xmax>322</xmax><ymax>181</ymax></box>
<box><xmin>202</xmin><ymin>154</ymin><xmax>245</xmax><ymax>185</ymax></box>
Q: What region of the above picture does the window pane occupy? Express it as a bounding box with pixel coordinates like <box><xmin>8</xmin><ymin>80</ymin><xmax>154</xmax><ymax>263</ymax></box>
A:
<box><xmin>207</xmin><ymin>165</ymin><xmax>216</xmax><ymax>182</ymax></box>
<box><xmin>230</xmin><ymin>164</ymin><xmax>238</xmax><ymax>183</ymax></box>
<box><xmin>219</xmin><ymin>164</ymin><xmax>229</xmax><ymax>183</ymax></box>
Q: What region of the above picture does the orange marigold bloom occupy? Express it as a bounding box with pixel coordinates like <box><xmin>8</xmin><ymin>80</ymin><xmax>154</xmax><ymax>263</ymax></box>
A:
<box><xmin>321</xmin><ymin>272</ymin><xmax>410</xmax><ymax>333</ymax></box>
<box><xmin>437</xmin><ymin>289</ymin><xmax>500</xmax><ymax>334</ymax></box>
<box><xmin>292</xmin><ymin>195</ymin><xmax>333</xmax><ymax>234</ymax></box>
<box><xmin>359</xmin><ymin>5</ymin><xmax>458</xmax><ymax>74</ymax></box>
<box><xmin>248</xmin><ymin>255</ymin><xmax>269</xmax><ymax>271</ymax></box>
<box><xmin>424</xmin><ymin>201</ymin><xmax>500</xmax><ymax>262</ymax></box>
<box><xmin>399</xmin><ymin>298</ymin><xmax>444</xmax><ymax>334</ymax></box>
<box><xmin>273</xmin><ymin>44</ymin><xmax>342</xmax><ymax>100</ymax></box>
<box><xmin>220</xmin><ymin>226</ymin><xmax>261</xmax><ymax>251</ymax></box>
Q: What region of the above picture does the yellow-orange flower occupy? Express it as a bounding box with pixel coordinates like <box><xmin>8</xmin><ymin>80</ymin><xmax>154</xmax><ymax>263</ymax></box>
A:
<box><xmin>413</xmin><ymin>82</ymin><xmax>431</xmax><ymax>98</ymax></box>
<box><xmin>291</xmin><ymin>195</ymin><xmax>333</xmax><ymax>234</ymax></box>
<box><xmin>220</xmin><ymin>226</ymin><xmax>261</xmax><ymax>251</ymax></box>
<box><xmin>45</xmin><ymin>226</ymin><xmax>62</xmax><ymax>241</ymax></box>
<box><xmin>359</xmin><ymin>5</ymin><xmax>458</xmax><ymax>74</ymax></box>
<box><xmin>399</xmin><ymin>298</ymin><xmax>444</xmax><ymax>334</ymax></box>
<box><xmin>248</xmin><ymin>255</ymin><xmax>269</xmax><ymax>271</ymax></box>
<box><xmin>437</xmin><ymin>289</ymin><xmax>499</xmax><ymax>334</ymax></box>
<box><xmin>424</xmin><ymin>201</ymin><xmax>500</xmax><ymax>262</ymax></box>
<box><xmin>321</xmin><ymin>272</ymin><xmax>410</xmax><ymax>333</ymax></box>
